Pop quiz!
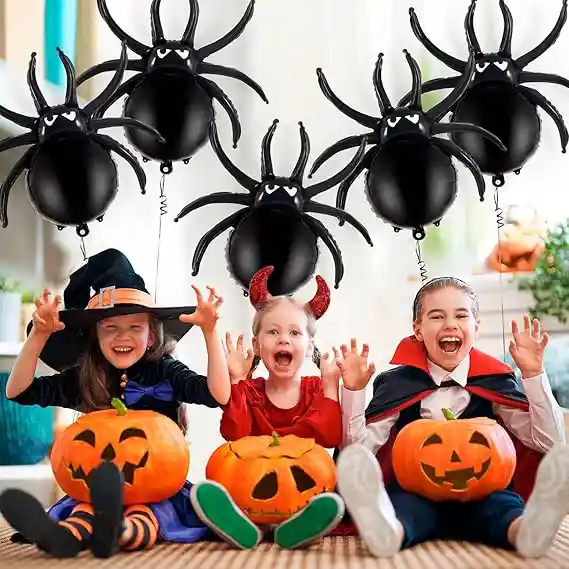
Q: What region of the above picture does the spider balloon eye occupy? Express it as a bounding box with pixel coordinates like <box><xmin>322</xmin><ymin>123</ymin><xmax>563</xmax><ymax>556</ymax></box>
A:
<box><xmin>476</xmin><ymin>62</ymin><xmax>489</xmax><ymax>72</ymax></box>
<box><xmin>387</xmin><ymin>117</ymin><xmax>401</xmax><ymax>128</ymax></box>
<box><xmin>176</xmin><ymin>49</ymin><xmax>189</xmax><ymax>59</ymax></box>
<box><xmin>406</xmin><ymin>114</ymin><xmax>420</xmax><ymax>124</ymax></box>
<box><xmin>62</xmin><ymin>111</ymin><xmax>76</xmax><ymax>121</ymax></box>
<box><xmin>265</xmin><ymin>184</ymin><xmax>277</xmax><ymax>194</ymax></box>
<box><xmin>495</xmin><ymin>61</ymin><xmax>508</xmax><ymax>71</ymax></box>
<box><xmin>285</xmin><ymin>186</ymin><xmax>297</xmax><ymax>196</ymax></box>
<box><xmin>157</xmin><ymin>48</ymin><xmax>169</xmax><ymax>58</ymax></box>
<box><xmin>44</xmin><ymin>115</ymin><xmax>58</xmax><ymax>126</ymax></box>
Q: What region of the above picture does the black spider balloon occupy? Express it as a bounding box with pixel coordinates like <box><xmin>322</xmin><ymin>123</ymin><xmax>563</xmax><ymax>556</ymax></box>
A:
<box><xmin>0</xmin><ymin>45</ymin><xmax>163</xmax><ymax>237</ymax></box>
<box><xmin>310</xmin><ymin>50</ymin><xmax>506</xmax><ymax>240</ymax></box>
<box><xmin>174</xmin><ymin>120</ymin><xmax>372</xmax><ymax>295</ymax></box>
<box><xmin>402</xmin><ymin>0</ymin><xmax>569</xmax><ymax>186</ymax></box>
<box><xmin>77</xmin><ymin>0</ymin><xmax>267</xmax><ymax>174</ymax></box>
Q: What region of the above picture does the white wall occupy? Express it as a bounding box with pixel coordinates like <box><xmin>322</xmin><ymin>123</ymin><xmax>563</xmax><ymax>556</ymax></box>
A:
<box><xmin>2</xmin><ymin>0</ymin><xmax>569</xmax><ymax>479</ymax></box>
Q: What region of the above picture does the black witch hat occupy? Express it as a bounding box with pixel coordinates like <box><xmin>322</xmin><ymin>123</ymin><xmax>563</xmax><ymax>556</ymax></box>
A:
<box><xmin>31</xmin><ymin>249</ymin><xmax>196</xmax><ymax>371</ymax></box>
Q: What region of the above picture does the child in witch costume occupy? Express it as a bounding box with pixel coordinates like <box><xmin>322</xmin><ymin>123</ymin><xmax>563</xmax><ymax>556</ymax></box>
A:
<box><xmin>0</xmin><ymin>248</ymin><xmax>231</xmax><ymax>558</ymax></box>
<box><xmin>336</xmin><ymin>277</ymin><xmax>569</xmax><ymax>558</ymax></box>
<box><xmin>190</xmin><ymin>266</ymin><xmax>375</xmax><ymax>550</ymax></box>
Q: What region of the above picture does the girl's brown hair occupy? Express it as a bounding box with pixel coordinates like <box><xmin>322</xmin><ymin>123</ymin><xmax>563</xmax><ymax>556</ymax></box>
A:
<box><xmin>77</xmin><ymin>315</ymin><xmax>189</xmax><ymax>432</ymax></box>
<box><xmin>412</xmin><ymin>277</ymin><xmax>480</xmax><ymax>322</ymax></box>
<box><xmin>248</xmin><ymin>297</ymin><xmax>321</xmax><ymax>377</ymax></box>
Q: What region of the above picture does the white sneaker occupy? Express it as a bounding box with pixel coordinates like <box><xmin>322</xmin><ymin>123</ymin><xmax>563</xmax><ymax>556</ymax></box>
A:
<box><xmin>516</xmin><ymin>443</ymin><xmax>569</xmax><ymax>558</ymax></box>
<box><xmin>337</xmin><ymin>444</ymin><xmax>402</xmax><ymax>557</ymax></box>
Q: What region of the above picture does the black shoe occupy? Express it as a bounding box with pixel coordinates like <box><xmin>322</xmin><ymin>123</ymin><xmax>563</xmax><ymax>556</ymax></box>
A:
<box><xmin>89</xmin><ymin>462</ymin><xmax>124</xmax><ymax>558</ymax></box>
<box><xmin>0</xmin><ymin>489</ymin><xmax>82</xmax><ymax>558</ymax></box>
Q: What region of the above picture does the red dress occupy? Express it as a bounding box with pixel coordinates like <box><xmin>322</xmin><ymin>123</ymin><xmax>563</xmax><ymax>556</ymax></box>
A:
<box><xmin>220</xmin><ymin>376</ymin><xmax>342</xmax><ymax>448</ymax></box>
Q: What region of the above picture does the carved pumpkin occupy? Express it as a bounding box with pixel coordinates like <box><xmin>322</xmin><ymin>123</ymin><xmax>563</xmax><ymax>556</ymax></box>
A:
<box><xmin>392</xmin><ymin>409</ymin><xmax>517</xmax><ymax>502</ymax></box>
<box><xmin>206</xmin><ymin>432</ymin><xmax>336</xmax><ymax>524</ymax></box>
<box><xmin>50</xmin><ymin>398</ymin><xmax>189</xmax><ymax>505</ymax></box>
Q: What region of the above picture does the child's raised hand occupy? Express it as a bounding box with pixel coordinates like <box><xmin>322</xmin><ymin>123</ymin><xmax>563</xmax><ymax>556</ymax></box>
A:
<box><xmin>320</xmin><ymin>348</ymin><xmax>342</xmax><ymax>386</ymax></box>
<box><xmin>32</xmin><ymin>289</ymin><xmax>65</xmax><ymax>335</ymax></box>
<box><xmin>180</xmin><ymin>285</ymin><xmax>222</xmax><ymax>333</ymax></box>
<box><xmin>509</xmin><ymin>314</ymin><xmax>548</xmax><ymax>379</ymax></box>
<box><xmin>225</xmin><ymin>333</ymin><xmax>254</xmax><ymax>383</ymax></box>
<box><xmin>337</xmin><ymin>338</ymin><xmax>376</xmax><ymax>391</ymax></box>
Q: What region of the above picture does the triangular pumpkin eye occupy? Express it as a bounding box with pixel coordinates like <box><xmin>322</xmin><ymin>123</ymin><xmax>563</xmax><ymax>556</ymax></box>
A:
<box><xmin>469</xmin><ymin>431</ymin><xmax>490</xmax><ymax>447</ymax></box>
<box><xmin>252</xmin><ymin>472</ymin><xmax>278</xmax><ymax>500</ymax></box>
<box><xmin>291</xmin><ymin>466</ymin><xmax>316</xmax><ymax>492</ymax></box>
<box><xmin>422</xmin><ymin>433</ymin><xmax>443</xmax><ymax>447</ymax></box>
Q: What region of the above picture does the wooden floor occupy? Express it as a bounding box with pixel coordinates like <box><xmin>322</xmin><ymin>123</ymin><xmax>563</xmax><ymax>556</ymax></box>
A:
<box><xmin>1</xmin><ymin>518</ymin><xmax>568</xmax><ymax>568</ymax></box>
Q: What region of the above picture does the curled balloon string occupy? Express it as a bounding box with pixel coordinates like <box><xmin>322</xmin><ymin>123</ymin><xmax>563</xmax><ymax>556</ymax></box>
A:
<box><xmin>493</xmin><ymin>185</ymin><xmax>507</xmax><ymax>362</ymax></box>
<box><xmin>154</xmin><ymin>174</ymin><xmax>167</xmax><ymax>302</ymax></box>
<box><xmin>415</xmin><ymin>241</ymin><xmax>428</xmax><ymax>283</ymax></box>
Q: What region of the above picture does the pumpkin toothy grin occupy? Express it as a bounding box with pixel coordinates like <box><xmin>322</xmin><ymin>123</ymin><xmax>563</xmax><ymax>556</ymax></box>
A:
<box><xmin>67</xmin><ymin>451</ymin><xmax>149</xmax><ymax>486</ymax></box>
<box><xmin>421</xmin><ymin>459</ymin><xmax>491</xmax><ymax>490</ymax></box>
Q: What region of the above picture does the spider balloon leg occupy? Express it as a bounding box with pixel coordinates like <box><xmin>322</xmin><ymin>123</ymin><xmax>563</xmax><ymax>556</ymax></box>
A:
<box><xmin>397</xmin><ymin>77</ymin><xmax>459</xmax><ymax>108</ymax></box>
<box><xmin>518</xmin><ymin>85</ymin><xmax>569</xmax><ymax>151</ymax></box>
<box><xmin>91</xmin><ymin>76</ymin><xmax>140</xmax><ymax>119</ymax></box>
<box><xmin>181</xmin><ymin>0</ymin><xmax>199</xmax><ymax>44</ymax></box>
<box><xmin>0</xmin><ymin>105</ymin><xmax>35</xmax><ymax>129</ymax></box>
<box><xmin>174</xmin><ymin>192</ymin><xmax>251</xmax><ymax>222</ymax></box>
<box><xmin>308</xmin><ymin>134</ymin><xmax>368</xmax><ymax>177</ymax></box>
<box><xmin>427</xmin><ymin>53</ymin><xmax>475</xmax><ymax>123</ymax></box>
<box><xmin>516</xmin><ymin>0</ymin><xmax>568</xmax><ymax>69</ymax></box>
<box><xmin>305</xmin><ymin>137</ymin><xmax>368</xmax><ymax>200</ymax></box>
<box><xmin>304</xmin><ymin>201</ymin><xmax>373</xmax><ymax>246</ymax></box>
<box><xmin>208</xmin><ymin>122</ymin><xmax>257</xmax><ymax>191</ymax></box>
<box><xmin>0</xmin><ymin>147</ymin><xmax>34</xmax><ymax>227</ymax></box>
<box><xmin>192</xmin><ymin>209</ymin><xmax>247</xmax><ymax>276</ymax></box>
<box><xmin>199</xmin><ymin>63</ymin><xmax>268</xmax><ymax>103</ymax></box>
<box><xmin>335</xmin><ymin>149</ymin><xmax>375</xmax><ymax>225</ymax></box>
<box><xmin>27</xmin><ymin>53</ymin><xmax>49</xmax><ymax>113</ymax></box>
<box><xmin>56</xmin><ymin>48</ymin><xmax>78</xmax><ymax>107</ymax></box>
<box><xmin>77</xmin><ymin>59</ymin><xmax>144</xmax><ymax>86</ymax></box>
<box><xmin>316</xmin><ymin>69</ymin><xmax>378</xmax><ymax>129</ymax></box>
<box><xmin>304</xmin><ymin>216</ymin><xmax>344</xmax><ymax>288</ymax></box>
<box><xmin>261</xmin><ymin>119</ymin><xmax>279</xmax><ymax>179</ymax></box>
<box><xmin>402</xmin><ymin>50</ymin><xmax>422</xmax><ymax>109</ymax></box>
<box><xmin>93</xmin><ymin>133</ymin><xmax>147</xmax><ymax>193</ymax></box>
<box><xmin>90</xmin><ymin>117</ymin><xmax>165</xmax><ymax>143</ymax></box>
<box><xmin>408</xmin><ymin>8</ymin><xmax>465</xmax><ymax>72</ymax></box>
<box><xmin>431</xmin><ymin>123</ymin><xmax>507</xmax><ymax>151</ymax></box>
<box><xmin>432</xmin><ymin>138</ymin><xmax>486</xmax><ymax>201</ymax></box>
<box><xmin>198</xmin><ymin>0</ymin><xmax>254</xmax><ymax>59</ymax></box>
<box><xmin>150</xmin><ymin>0</ymin><xmax>165</xmax><ymax>43</ymax></box>
<box><xmin>197</xmin><ymin>76</ymin><xmax>241</xmax><ymax>147</ymax></box>
<box><xmin>96</xmin><ymin>0</ymin><xmax>148</xmax><ymax>56</ymax></box>
<box><xmin>519</xmin><ymin>71</ymin><xmax>569</xmax><ymax>90</ymax></box>
<box><xmin>290</xmin><ymin>122</ymin><xmax>310</xmax><ymax>183</ymax></box>
<box><xmin>498</xmin><ymin>0</ymin><xmax>514</xmax><ymax>55</ymax></box>
<box><xmin>84</xmin><ymin>43</ymin><xmax>128</xmax><ymax>117</ymax></box>
<box><xmin>372</xmin><ymin>53</ymin><xmax>393</xmax><ymax>114</ymax></box>
<box><xmin>464</xmin><ymin>0</ymin><xmax>482</xmax><ymax>55</ymax></box>
<box><xmin>0</xmin><ymin>133</ymin><xmax>36</xmax><ymax>156</ymax></box>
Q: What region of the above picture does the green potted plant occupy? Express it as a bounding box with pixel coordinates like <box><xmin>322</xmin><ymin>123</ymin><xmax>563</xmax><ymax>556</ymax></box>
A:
<box><xmin>0</xmin><ymin>276</ymin><xmax>22</xmax><ymax>343</ymax></box>
<box><xmin>20</xmin><ymin>289</ymin><xmax>36</xmax><ymax>342</ymax></box>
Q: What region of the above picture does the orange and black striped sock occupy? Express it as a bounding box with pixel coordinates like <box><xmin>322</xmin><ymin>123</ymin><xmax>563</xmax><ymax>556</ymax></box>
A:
<box><xmin>58</xmin><ymin>503</ymin><xmax>94</xmax><ymax>546</ymax></box>
<box><xmin>119</xmin><ymin>505</ymin><xmax>159</xmax><ymax>551</ymax></box>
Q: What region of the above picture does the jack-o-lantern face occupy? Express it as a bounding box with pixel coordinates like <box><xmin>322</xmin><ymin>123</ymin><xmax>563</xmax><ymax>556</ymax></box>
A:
<box><xmin>392</xmin><ymin>411</ymin><xmax>517</xmax><ymax>502</ymax></box>
<box><xmin>51</xmin><ymin>402</ymin><xmax>189</xmax><ymax>505</ymax></box>
<box><xmin>206</xmin><ymin>433</ymin><xmax>336</xmax><ymax>524</ymax></box>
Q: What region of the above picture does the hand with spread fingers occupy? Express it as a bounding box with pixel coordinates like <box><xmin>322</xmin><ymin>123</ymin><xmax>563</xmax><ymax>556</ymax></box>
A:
<box><xmin>179</xmin><ymin>285</ymin><xmax>223</xmax><ymax>333</ymax></box>
<box><xmin>337</xmin><ymin>338</ymin><xmax>376</xmax><ymax>392</ymax></box>
<box><xmin>320</xmin><ymin>347</ymin><xmax>342</xmax><ymax>385</ymax></box>
<box><xmin>509</xmin><ymin>314</ymin><xmax>549</xmax><ymax>379</ymax></box>
<box><xmin>32</xmin><ymin>289</ymin><xmax>65</xmax><ymax>336</ymax></box>
<box><xmin>224</xmin><ymin>332</ymin><xmax>254</xmax><ymax>384</ymax></box>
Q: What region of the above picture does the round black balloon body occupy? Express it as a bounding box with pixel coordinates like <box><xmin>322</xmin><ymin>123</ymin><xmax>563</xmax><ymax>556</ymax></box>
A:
<box><xmin>227</xmin><ymin>209</ymin><xmax>318</xmax><ymax>296</ymax></box>
<box><xmin>365</xmin><ymin>139</ymin><xmax>457</xmax><ymax>240</ymax></box>
<box><xmin>27</xmin><ymin>136</ymin><xmax>118</xmax><ymax>229</ymax></box>
<box><xmin>123</xmin><ymin>72</ymin><xmax>213</xmax><ymax>166</ymax></box>
<box><xmin>451</xmin><ymin>84</ymin><xmax>541</xmax><ymax>177</ymax></box>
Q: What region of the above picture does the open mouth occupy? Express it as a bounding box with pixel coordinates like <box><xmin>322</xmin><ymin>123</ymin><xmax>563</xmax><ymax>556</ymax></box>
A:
<box><xmin>112</xmin><ymin>347</ymin><xmax>134</xmax><ymax>355</ymax></box>
<box><xmin>421</xmin><ymin>459</ymin><xmax>491</xmax><ymax>490</ymax></box>
<box><xmin>274</xmin><ymin>351</ymin><xmax>293</xmax><ymax>369</ymax></box>
<box><xmin>67</xmin><ymin>452</ymin><xmax>149</xmax><ymax>486</ymax></box>
<box><xmin>438</xmin><ymin>336</ymin><xmax>462</xmax><ymax>354</ymax></box>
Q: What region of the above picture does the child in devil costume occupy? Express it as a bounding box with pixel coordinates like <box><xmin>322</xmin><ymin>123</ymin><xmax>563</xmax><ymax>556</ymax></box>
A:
<box><xmin>336</xmin><ymin>276</ymin><xmax>569</xmax><ymax>558</ymax></box>
<box><xmin>190</xmin><ymin>266</ymin><xmax>375</xmax><ymax>550</ymax></box>
<box><xmin>0</xmin><ymin>248</ymin><xmax>230</xmax><ymax>558</ymax></box>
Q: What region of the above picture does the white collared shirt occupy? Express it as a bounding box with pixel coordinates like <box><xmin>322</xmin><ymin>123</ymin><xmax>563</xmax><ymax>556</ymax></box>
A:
<box><xmin>341</xmin><ymin>354</ymin><xmax>566</xmax><ymax>455</ymax></box>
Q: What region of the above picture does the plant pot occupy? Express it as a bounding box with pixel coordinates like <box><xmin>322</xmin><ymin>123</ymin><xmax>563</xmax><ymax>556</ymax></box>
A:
<box><xmin>0</xmin><ymin>291</ymin><xmax>22</xmax><ymax>343</ymax></box>
<box><xmin>20</xmin><ymin>303</ymin><xmax>35</xmax><ymax>342</ymax></box>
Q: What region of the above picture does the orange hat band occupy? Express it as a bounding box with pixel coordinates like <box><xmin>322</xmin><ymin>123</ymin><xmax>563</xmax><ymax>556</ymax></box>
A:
<box><xmin>86</xmin><ymin>287</ymin><xmax>155</xmax><ymax>310</ymax></box>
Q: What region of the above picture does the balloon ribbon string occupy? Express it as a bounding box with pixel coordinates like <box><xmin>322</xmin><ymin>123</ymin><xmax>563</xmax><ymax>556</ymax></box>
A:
<box><xmin>154</xmin><ymin>174</ymin><xmax>167</xmax><ymax>302</ymax></box>
<box><xmin>79</xmin><ymin>237</ymin><xmax>87</xmax><ymax>261</ymax></box>
<box><xmin>415</xmin><ymin>241</ymin><xmax>428</xmax><ymax>283</ymax></box>
<box><xmin>493</xmin><ymin>184</ymin><xmax>507</xmax><ymax>361</ymax></box>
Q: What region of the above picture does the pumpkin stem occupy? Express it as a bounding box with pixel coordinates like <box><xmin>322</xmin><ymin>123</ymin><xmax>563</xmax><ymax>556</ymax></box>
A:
<box><xmin>442</xmin><ymin>408</ymin><xmax>456</xmax><ymax>421</ymax></box>
<box><xmin>269</xmin><ymin>431</ymin><xmax>280</xmax><ymax>446</ymax></box>
<box><xmin>111</xmin><ymin>397</ymin><xmax>127</xmax><ymax>416</ymax></box>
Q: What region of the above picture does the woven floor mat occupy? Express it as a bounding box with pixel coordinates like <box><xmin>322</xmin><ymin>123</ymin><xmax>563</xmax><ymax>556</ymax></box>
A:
<box><xmin>1</xmin><ymin>520</ymin><xmax>568</xmax><ymax>568</ymax></box>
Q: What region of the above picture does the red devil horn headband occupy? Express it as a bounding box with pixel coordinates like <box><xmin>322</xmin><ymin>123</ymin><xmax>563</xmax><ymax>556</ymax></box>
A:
<box><xmin>248</xmin><ymin>266</ymin><xmax>330</xmax><ymax>319</ymax></box>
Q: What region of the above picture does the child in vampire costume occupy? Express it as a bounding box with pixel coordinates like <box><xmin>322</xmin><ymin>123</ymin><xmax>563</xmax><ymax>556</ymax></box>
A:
<box><xmin>0</xmin><ymin>248</ymin><xmax>230</xmax><ymax>558</ymax></box>
<box><xmin>335</xmin><ymin>277</ymin><xmax>569</xmax><ymax>558</ymax></box>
